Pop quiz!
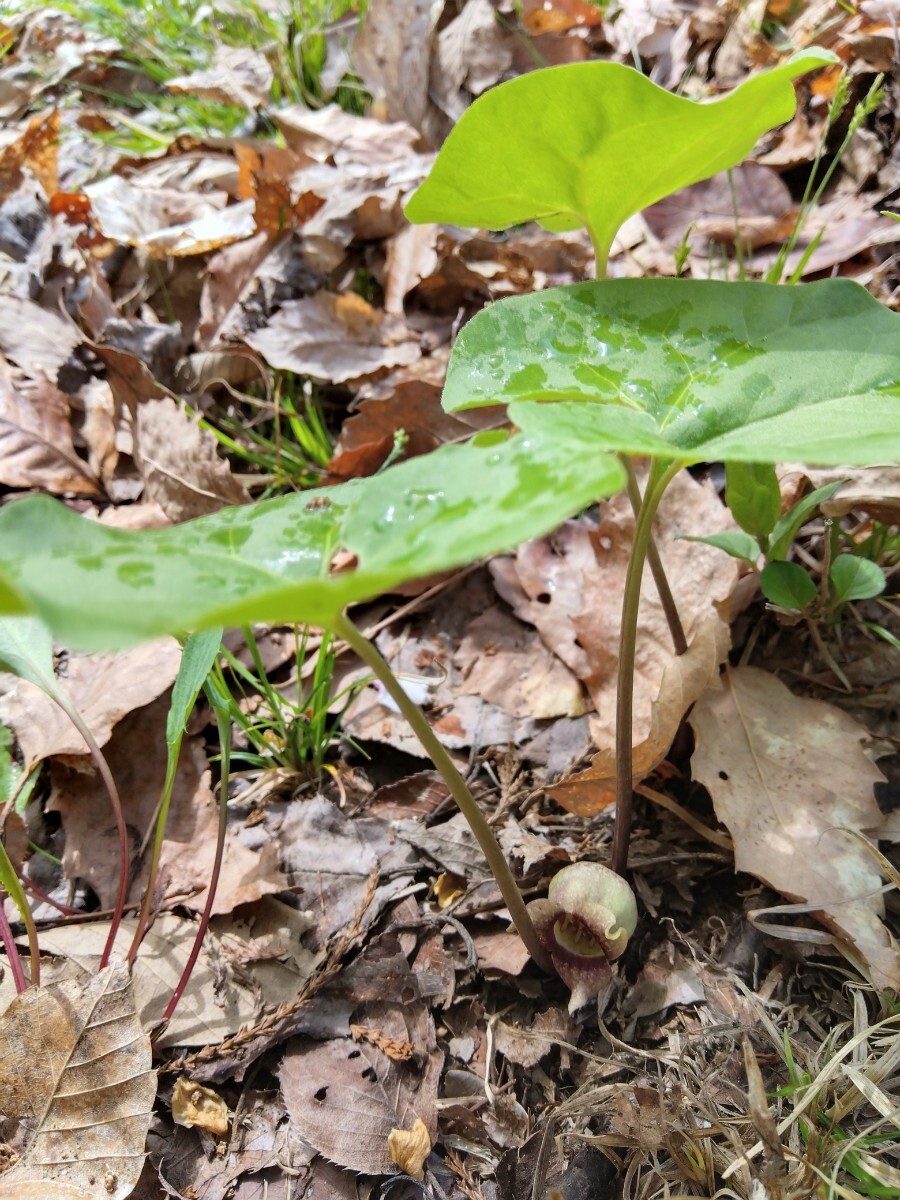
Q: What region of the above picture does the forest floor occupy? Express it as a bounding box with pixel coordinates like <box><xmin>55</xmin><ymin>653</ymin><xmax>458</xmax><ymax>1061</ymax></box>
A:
<box><xmin>2</xmin><ymin>2</ymin><xmax>900</xmax><ymax>1198</ymax></box>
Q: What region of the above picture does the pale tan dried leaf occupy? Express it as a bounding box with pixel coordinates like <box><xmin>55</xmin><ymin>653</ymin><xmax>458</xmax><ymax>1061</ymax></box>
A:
<box><xmin>275</xmin><ymin>104</ymin><xmax>421</xmax><ymax>165</ymax></box>
<box><xmin>784</xmin><ymin>463</ymin><xmax>900</xmax><ymax>523</ymax></box>
<box><xmin>388</xmin><ymin>1118</ymin><xmax>430</xmax><ymax>1180</ymax></box>
<box><xmin>549</xmin><ymin>616</ymin><xmax>729</xmax><ymax>815</ymax></box>
<box><xmin>0</xmin><ymin>963</ymin><xmax>156</xmax><ymax>1200</ymax></box>
<box><xmin>645</xmin><ymin>163</ymin><xmax>795</xmax><ymax>251</ymax></box>
<box><xmin>432</xmin><ymin>0</ymin><xmax>513</xmax><ymax>119</ymax></box>
<box><xmin>0</xmin><ymin>639</ymin><xmax>182</xmax><ymax>771</ymax></box>
<box><xmin>0</xmin><ymin>297</ymin><xmax>82</xmax><ymax>380</ymax></box>
<box><xmin>492</xmin><ymin>470</ymin><xmax>739</xmax><ymax>753</ymax></box>
<box><xmin>689</xmin><ymin>666</ymin><xmax>900</xmax><ymax>990</ymax></box>
<box><xmin>167</xmin><ymin>45</ymin><xmax>273</xmax><ymax>108</ymax></box>
<box><xmin>135</xmin><ymin>397</ymin><xmax>250</xmax><ymax>521</ymax></box>
<box><xmin>244</xmin><ymin>291</ymin><xmax>420</xmax><ymax>383</ymax></box>
<box><xmin>85</xmin><ymin>175</ymin><xmax>255</xmax><ymax>257</ymax></box>
<box><xmin>0</xmin><ymin>361</ymin><xmax>98</xmax><ymax>495</ymax></box>
<box><xmin>171</xmin><ymin>1077</ymin><xmax>228</xmax><ymax>1136</ymax></box>
<box><xmin>355</xmin><ymin>0</ymin><xmax>443</xmax><ymax>143</ymax></box>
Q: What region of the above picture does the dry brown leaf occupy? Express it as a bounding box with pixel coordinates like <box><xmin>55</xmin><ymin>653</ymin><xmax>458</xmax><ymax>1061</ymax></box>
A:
<box><xmin>783</xmin><ymin>463</ymin><xmax>900</xmax><ymax>524</ymax></box>
<box><xmin>0</xmin><ymin>297</ymin><xmax>82</xmax><ymax>381</ymax></box>
<box><xmin>327</xmin><ymin>380</ymin><xmax>502</xmax><ymax>480</ymax></box>
<box><xmin>521</xmin><ymin>0</ymin><xmax>604</xmax><ymax>33</ymax></box>
<box><xmin>491</xmin><ymin>470</ymin><xmax>739</xmax><ymax>752</ymax></box>
<box><xmin>388</xmin><ymin>1118</ymin><xmax>430</xmax><ymax>1179</ymax></box>
<box><xmin>432</xmin><ymin>0</ymin><xmax>513</xmax><ymax>120</ymax></box>
<box><xmin>135</xmin><ymin>397</ymin><xmax>250</xmax><ymax>521</ymax></box>
<box><xmin>0</xmin><ymin>358</ymin><xmax>99</xmax><ymax>495</ymax></box>
<box><xmin>244</xmin><ymin>290</ymin><xmax>420</xmax><ymax>383</ymax></box>
<box><xmin>280</xmin><ymin>1000</ymin><xmax>440</xmax><ymax>1176</ymax></box>
<box><xmin>167</xmin><ymin>45</ymin><xmax>273</xmax><ymax>109</ymax></box>
<box><xmin>0</xmin><ymin>639</ymin><xmax>182</xmax><ymax>772</ymax></box>
<box><xmin>0</xmin><ymin>963</ymin><xmax>156</xmax><ymax>1200</ymax></box>
<box><xmin>644</xmin><ymin>163</ymin><xmax>796</xmax><ymax>251</ymax></box>
<box><xmin>85</xmin><ymin>175</ymin><xmax>255</xmax><ymax>257</ymax></box>
<box><xmin>275</xmin><ymin>104</ymin><xmax>421</xmax><ymax>166</ymax></box>
<box><xmin>47</xmin><ymin>694</ymin><xmax>286</xmax><ymax>914</ymax></box>
<box><xmin>549</xmin><ymin>616</ymin><xmax>729</xmax><ymax>814</ymax></box>
<box><xmin>354</xmin><ymin>0</ymin><xmax>444</xmax><ymax>144</ymax></box>
<box><xmin>0</xmin><ymin>108</ymin><xmax>59</xmax><ymax>203</ymax></box>
<box><xmin>171</xmin><ymin>1077</ymin><xmax>229</xmax><ymax>1136</ymax></box>
<box><xmin>689</xmin><ymin>666</ymin><xmax>900</xmax><ymax>990</ymax></box>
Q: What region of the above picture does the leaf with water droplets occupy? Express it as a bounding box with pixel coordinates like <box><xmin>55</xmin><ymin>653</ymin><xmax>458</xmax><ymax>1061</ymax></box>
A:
<box><xmin>0</xmin><ymin>430</ymin><xmax>624</xmax><ymax>649</ymax></box>
<box><xmin>444</xmin><ymin>278</ymin><xmax>900</xmax><ymax>467</ymax></box>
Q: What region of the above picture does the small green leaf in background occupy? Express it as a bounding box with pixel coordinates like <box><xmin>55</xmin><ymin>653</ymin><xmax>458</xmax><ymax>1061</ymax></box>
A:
<box><xmin>680</xmin><ymin>531</ymin><xmax>762</xmax><ymax>564</ymax></box>
<box><xmin>760</xmin><ymin>561</ymin><xmax>817</xmax><ymax>610</ymax></box>
<box><xmin>725</xmin><ymin>462</ymin><xmax>782</xmax><ymax>544</ymax></box>
<box><xmin>406</xmin><ymin>49</ymin><xmax>837</xmax><ymax>266</ymax></box>
<box><xmin>768</xmin><ymin>480</ymin><xmax>845</xmax><ymax>561</ymax></box>
<box><xmin>0</xmin><ymin>430</ymin><xmax>625</xmax><ymax>651</ymax></box>
<box><xmin>443</xmin><ymin>278</ymin><xmax>900</xmax><ymax>470</ymax></box>
<box><xmin>0</xmin><ymin>616</ymin><xmax>55</xmax><ymax>693</ymax></box>
<box><xmin>829</xmin><ymin>556</ymin><xmax>886</xmax><ymax>605</ymax></box>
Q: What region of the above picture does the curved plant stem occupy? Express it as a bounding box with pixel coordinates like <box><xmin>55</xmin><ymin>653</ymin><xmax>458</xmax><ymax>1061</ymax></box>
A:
<box><xmin>128</xmin><ymin>754</ymin><xmax>178</xmax><ymax>967</ymax></box>
<box><xmin>611</xmin><ymin>459</ymin><xmax>683</xmax><ymax>878</ymax></box>
<box><xmin>0</xmin><ymin>889</ymin><xmax>27</xmax><ymax>993</ymax></box>
<box><xmin>0</xmin><ymin>834</ymin><xmax>38</xmax><ymax>985</ymax></box>
<box><xmin>620</xmin><ymin>457</ymin><xmax>687</xmax><ymax>656</ymax></box>
<box><xmin>163</xmin><ymin>675</ymin><xmax>231</xmax><ymax>1021</ymax></box>
<box><xmin>54</xmin><ymin>698</ymin><xmax>129</xmax><ymax>969</ymax></box>
<box><xmin>333</xmin><ymin>612</ymin><xmax>554</xmax><ymax>975</ymax></box>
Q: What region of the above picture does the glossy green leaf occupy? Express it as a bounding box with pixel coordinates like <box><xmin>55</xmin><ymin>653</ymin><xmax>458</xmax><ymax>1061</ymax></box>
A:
<box><xmin>406</xmin><ymin>49</ymin><xmax>836</xmax><ymax>264</ymax></box>
<box><xmin>444</xmin><ymin>278</ymin><xmax>900</xmax><ymax>467</ymax></box>
<box><xmin>725</xmin><ymin>462</ymin><xmax>781</xmax><ymax>543</ymax></box>
<box><xmin>680</xmin><ymin>532</ymin><xmax>761</xmax><ymax>563</ymax></box>
<box><xmin>829</xmin><ymin>556</ymin><xmax>886</xmax><ymax>605</ymax></box>
<box><xmin>0</xmin><ymin>431</ymin><xmax>624</xmax><ymax>651</ymax></box>
<box><xmin>760</xmin><ymin>561</ymin><xmax>816</xmax><ymax>610</ymax></box>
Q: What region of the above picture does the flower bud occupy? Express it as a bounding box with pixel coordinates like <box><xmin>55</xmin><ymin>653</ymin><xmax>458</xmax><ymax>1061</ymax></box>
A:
<box><xmin>527</xmin><ymin>862</ymin><xmax>638</xmax><ymax>1012</ymax></box>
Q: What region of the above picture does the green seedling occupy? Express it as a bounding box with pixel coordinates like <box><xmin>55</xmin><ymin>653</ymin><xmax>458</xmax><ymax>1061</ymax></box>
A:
<box><xmin>689</xmin><ymin>466</ymin><xmax>887</xmax><ymax>625</ymax></box>
<box><xmin>2</xmin><ymin>52</ymin><xmax>900</xmax><ymax>1007</ymax></box>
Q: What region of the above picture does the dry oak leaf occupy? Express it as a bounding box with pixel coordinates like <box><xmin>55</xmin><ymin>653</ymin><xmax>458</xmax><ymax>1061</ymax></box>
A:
<box><xmin>0</xmin><ymin>963</ymin><xmax>156</xmax><ymax>1200</ymax></box>
<box><xmin>690</xmin><ymin>666</ymin><xmax>899</xmax><ymax>991</ymax></box>
<box><xmin>549</xmin><ymin>615</ymin><xmax>729</xmax><ymax>815</ymax></box>
<box><xmin>245</xmin><ymin>290</ymin><xmax>420</xmax><ymax>384</ymax></box>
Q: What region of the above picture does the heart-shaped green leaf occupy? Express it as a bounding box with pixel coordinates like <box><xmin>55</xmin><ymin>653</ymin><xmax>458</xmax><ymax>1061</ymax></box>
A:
<box><xmin>0</xmin><ymin>430</ymin><xmax>624</xmax><ymax>650</ymax></box>
<box><xmin>829</xmin><ymin>555</ymin><xmax>885</xmax><ymax>605</ymax></box>
<box><xmin>444</xmin><ymin>278</ymin><xmax>900</xmax><ymax>467</ymax></box>
<box><xmin>405</xmin><ymin>49</ymin><xmax>836</xmax><ymax>265</ymax></box>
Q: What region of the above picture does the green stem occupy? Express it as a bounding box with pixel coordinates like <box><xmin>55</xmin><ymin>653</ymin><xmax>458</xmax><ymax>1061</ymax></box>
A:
<box><xmin>0</xmin><ymin>888</ymin><xmax>27</xmax><ymax>993</ymax></box>
<box><xmin>589</xmin><ymin>227</ymin><xmax>611</xmax><ymax>281</ymax></box>
<box><xmin>621</xmin><ymin>457</ymin><xmax>687</xmax><ymax>656</ymax></box>
<box><xmin>611</xmin><ymin>459</ymin><xmax>682</xmax><ymax>877</ymax></box>
<box><xmin>0</xmin><ymin>836</ymin><xmax>38</xmax><ymax>987</ymax></box>
<box><xmin>333</xmin><ymin>612</ymin><xmax>554</xmax><ymax>975</ymax></box>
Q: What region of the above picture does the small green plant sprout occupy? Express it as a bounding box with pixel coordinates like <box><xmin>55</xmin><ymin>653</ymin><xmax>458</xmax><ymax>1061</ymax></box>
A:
<box><xmin>404</xmin><ymin>50</ymin><xmax>900</xmax><ymax>881</ymax></box>
<box><xmin>686</xmin><ymin>465</ymin><xmax>887</xmax><ymax>625</ymax></box>
<box><xmin>527</xmin><ymin>862</ymin><xmax>638</xmax><ymax>1013</ymax></box>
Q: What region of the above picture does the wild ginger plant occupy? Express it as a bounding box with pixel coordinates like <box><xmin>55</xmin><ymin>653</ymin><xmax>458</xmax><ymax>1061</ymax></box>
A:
<box><xmin>3</xmin><ymin>51</ymin><xmax>900</xmax><ymax>1010</ymax></box>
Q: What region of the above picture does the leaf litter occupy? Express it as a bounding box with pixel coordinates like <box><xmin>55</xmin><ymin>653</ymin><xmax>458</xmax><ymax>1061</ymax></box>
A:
<box><xmin>1</xmin><ymin>2</ymin><xmax>900</xmax><ymax>1197</ymax></box>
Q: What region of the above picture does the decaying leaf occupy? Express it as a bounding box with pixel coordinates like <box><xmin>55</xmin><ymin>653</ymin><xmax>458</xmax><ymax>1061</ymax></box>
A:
<box><xmin>0</xmin><ymin>963</ymin><xmax>156</xmax><ymax>1200</ymax></box>
<box><xmin>388</xmin><ymin>1117</ymin><xmax>430</xmax><ymax>1179</ymax></box>
<box><xmin>171</xmin><ymin>1076</ymin><xmax>229</xmax><ymax>1136</ymax></box>
<box><xmin>549</xmin><ymin>615</ymin><xmax>729</xmax><ymax>814</ymax></box>
<box><xmin>135</xmin><ymin>397</ymin><xmax>250</xmax><ymax>521</ymax></box>
<box><xmin>690</xmin><ymin>666</ymin><xmax>900</xmax><ymax>990</ymax></box>
<box><xmin>244</xmin><ymin>290</ymin><xmax>420</xmax><ymax>383</ymax></box>
<box><xmin>167</xmin><ymin>44</ymin><xmax>273</xmax><ymax>109</ymax></box>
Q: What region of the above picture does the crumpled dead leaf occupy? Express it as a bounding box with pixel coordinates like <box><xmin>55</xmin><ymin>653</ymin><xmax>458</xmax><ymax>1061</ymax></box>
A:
<box><xmin>690</xmin><ymin>666</ymin><xmax>900</xmax><ymax>991</ymax></box>
<box><xmin>783</xmin><ymin>463</ymin><xmax>900</xmax><ymax>524</ymax></box>
<box><xmin>549</xmin><ymin>616</ymin><xmax>729</xmax><ymax>814</ymax></box>
<box><xmin>167</xmin><ymin>44</ymin><xmax>273</xmax><ymax>109</ymax></box>
<box><xmin>171</xmin><ymin>1076</ymin><xmax>229</xmax><ymax>1136</ymax></box>
<box><xmin>244</xmin><ymin>290</ymin><xmax>420</xmax><ymax>383</ymax></box>
<box><xmin>388</xmin><ymin>1117</ymin><xmax>431</xmax><ymax>1179</ymax></box>
<box><xmin>492</xmin><ymin>470</ymin><xmax>739</xmax><ymax>753</ymax></box>
<box><xmin>135</xmin><ymin>397</ymin><xmax>250</xmax><ymax>520</ymax></box>
<box><xmin>0</xmin><ymin>963</ymin><xmax>156</xmax><ymax>1200</ymax></box>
